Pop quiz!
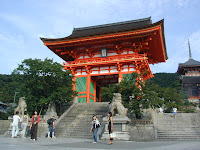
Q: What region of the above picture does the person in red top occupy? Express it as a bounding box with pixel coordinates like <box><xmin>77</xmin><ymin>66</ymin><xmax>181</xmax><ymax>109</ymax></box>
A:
<box><xmin>30</xmin><ymin>110</ymin><xmax>40</xmax><ymax>141</ymax></box>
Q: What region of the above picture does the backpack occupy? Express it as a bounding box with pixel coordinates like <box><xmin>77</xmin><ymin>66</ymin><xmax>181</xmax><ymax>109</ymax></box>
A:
<box><xmin>47</xmin><ymin>118</ymin><xmax>53</xmax><ymax>125</ymax></box>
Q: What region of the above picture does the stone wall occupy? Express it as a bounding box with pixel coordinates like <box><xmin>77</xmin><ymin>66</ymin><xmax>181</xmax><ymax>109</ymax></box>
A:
<box><xmin>37</xmin><ymin>122</ymin><xmax>49</xmax><ymax>137</ymax></box>
<box><xmin>0</xmin><ymin>120</ymin><xmax>10</xmax><ymax>135</ymax></box>
<box><xmin>128</xmin><ymin>124</ymin><xmax>154</xmax><ymax>141</ymax></box>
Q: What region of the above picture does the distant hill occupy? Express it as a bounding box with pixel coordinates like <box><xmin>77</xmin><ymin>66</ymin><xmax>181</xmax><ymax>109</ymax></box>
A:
<box><xmin>149</xmin><ymin>73</ymin><xmax>179</xmax><ymax>88</ymax></box>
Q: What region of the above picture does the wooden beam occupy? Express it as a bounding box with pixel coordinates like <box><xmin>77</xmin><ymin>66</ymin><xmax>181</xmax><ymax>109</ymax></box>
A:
<box><xmin>61</xmin><ymin>51</ymin><xmax>68</xmax><ymax>55</ymax></box>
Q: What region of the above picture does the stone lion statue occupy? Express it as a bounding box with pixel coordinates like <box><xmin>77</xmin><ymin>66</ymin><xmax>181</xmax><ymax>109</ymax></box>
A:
<box><xmin>110</xmin><ymin>93</ymin><xmax>128</xmax><ymax>116</ymax></box>
<box><xmin>14</xmin><ymin>97</ymin><xmax>27</xmax><ymax>115</ymax></box>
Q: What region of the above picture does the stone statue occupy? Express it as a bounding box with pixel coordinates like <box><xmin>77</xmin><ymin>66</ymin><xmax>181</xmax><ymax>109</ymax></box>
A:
<box><xmin>14</xmin><ymin>97</ymin><xmax>27</xmax><ymax>115</ymax></box>
<box><xmin>110</xmin><ymin>93</ymin><xmax>128</xmax><ymax>116</ymax></box>
<box><xmin>43</xmin><ymin>102</ymin><xmax>58</xmax><ymax>120</ymax></box>
<box><xmin>102</xmin><ymin>93</ymin><xmax>130</xmax><ymax>140</ymax></box>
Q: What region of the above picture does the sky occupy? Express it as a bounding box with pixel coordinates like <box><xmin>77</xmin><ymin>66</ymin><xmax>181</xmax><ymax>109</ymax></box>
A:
<box><xmin>0</xmin><ymin>0</ymin><xmax>200</xmax><ymax>75</ymax></box>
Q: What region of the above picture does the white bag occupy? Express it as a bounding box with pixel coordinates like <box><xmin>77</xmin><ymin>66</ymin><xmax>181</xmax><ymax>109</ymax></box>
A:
<box><xmin>109</xmin><ymin>132</ymin><xmax>116</xmax><ymax>138</ymax></box>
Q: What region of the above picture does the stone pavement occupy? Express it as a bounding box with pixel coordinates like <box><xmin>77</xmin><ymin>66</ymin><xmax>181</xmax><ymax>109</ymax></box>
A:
<box><xmin>1</xmin><ymin>136</ymin><xmax>200</xmax><ymax>150</ymax></box>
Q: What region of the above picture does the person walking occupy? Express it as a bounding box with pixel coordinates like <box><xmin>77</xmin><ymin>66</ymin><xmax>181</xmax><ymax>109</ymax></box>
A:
<box><xmin>108</xmin><ymin>112</ymin><xmax>114</xmax><ymax>144</ymax></box>
<box><xmin>21</xmin><ymin>111</ymin><xmax>29</xmax><ymax>138</ymax></box>
<box><xmin>173</xmin><ymin>107</ymin><xmax>177</xmax><ymax>119</ymax></box>
<box><xmin>90</xmin><ymin>115</ymin><xmax>100</xmax><ymax>144</ymax></box>
<box><xmin>30</xmin><ymin>110</ymin><xmax>40</xmax><ymax>141</ymax></box>
<box><xmin>47</xmin><ymin>116</ymin><xmax>56</xmax><ymax>138</ymax></box>
<box><xmin>12</xmin><ymin>111</ymin><xmax>21</xmax><ymax>138</ymax></box>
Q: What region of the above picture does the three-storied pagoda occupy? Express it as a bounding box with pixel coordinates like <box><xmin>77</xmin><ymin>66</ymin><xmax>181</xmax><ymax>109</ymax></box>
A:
<box><xmin>40</xmin><ymin>17</ymin><xmax>167</xmax><ymax>103</ymax></box>
<box><xmin>177</xmin><ymin>40</ymin><xmax>200</xmax><ymax>103</ymax></box>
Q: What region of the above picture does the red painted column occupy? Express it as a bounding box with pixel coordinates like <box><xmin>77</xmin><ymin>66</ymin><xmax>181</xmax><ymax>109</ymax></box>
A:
<box><xmin>119</xmin><ymin>72</ymin><xmax>123</xmax><ymax>82</ymax></box>
<box><xmin>72</xmin><ymin>76</ymin><xmax>76</xmax><ymax>91</ymax></box>
<box><xmin>117</xmin><ymin>63</ymin><xmax>123</xmax><ymax>83</ymax></box>
<box><xmin>86</xmin><ymin>74</ymin><xmax>91</xmax><ymax>103</ymax></box>
<box><xmin>99</xmin><ymin>86</ymin><xmax>102</xmax><ymax>102</ymax></box>
<box><xmin>94</xmin><ymin>81</ymin><xmax>96</xmax><ymax>102</ymax></box>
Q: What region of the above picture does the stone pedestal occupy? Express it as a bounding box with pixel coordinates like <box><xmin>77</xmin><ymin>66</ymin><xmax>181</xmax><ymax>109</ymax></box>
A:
<box><xmin>101</xmin><ymin>116</ymin><xmax>130</xmax><ymax>140</ymax></box>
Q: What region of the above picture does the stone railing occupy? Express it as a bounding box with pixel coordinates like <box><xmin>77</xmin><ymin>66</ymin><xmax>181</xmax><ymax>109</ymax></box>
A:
<box><xmin>129</xmin><ymin>119</ymin><xmax>153</xmax><ymax>125</ymax></box>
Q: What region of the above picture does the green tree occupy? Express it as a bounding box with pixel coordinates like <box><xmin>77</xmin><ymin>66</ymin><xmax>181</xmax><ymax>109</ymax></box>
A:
<box><xmin>101</xmin><ymin>85</ymin><xmax>116</xmax><ymax>102</ymax></box>
<box><xmin>0</xmin><ymin>74</ymin><xmax>21</xmax><ymax>103</ymax></box>
<box><xmin>101</xmin><ymin>72</ymin><xmax>188</xmax><ymax>118</ymax></box>
<box><xmin>12</xmin><ymin>58</ymin><xmax>77</xmax><ymax>114</ymax></box>
<box><xmin>118</xmin><ymin>73</ymin><xmax>163</xmax><ymax>119</ymax></box>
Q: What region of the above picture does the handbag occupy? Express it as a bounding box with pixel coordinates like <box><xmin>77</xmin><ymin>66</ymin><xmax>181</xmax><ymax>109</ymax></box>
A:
<box><xmin>109</xmin><ymin>132</ymin><xmax>116</xmax><ymax>138</ymax></box>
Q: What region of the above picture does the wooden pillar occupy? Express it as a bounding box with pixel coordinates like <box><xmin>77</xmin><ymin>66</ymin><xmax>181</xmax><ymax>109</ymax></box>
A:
<box><xmin>72</xmin><ymin>76</ymin><xmax>76</xmax><ymax>91</ymax></box>
<box><xmin>86</xmin><ymin>74</ymin><xmax>91</xmax><ymax>103</ymax></box>
<box><xmin>99</xmin><ymin>86</ymin><xmax>102</xmax><ymax>102</ymax></box>
<box><xmin>119</xmin><ymin>72</ymin><xmax>123</xmax><ymax>82</ymax></box>
<box><xmin>94</xmin><ymin>81</ymin><xmax>96</xmax><ymax>102</ymax></box>
<box><xmin>117</xmin><ymin>63</ymin><xmax>123</xmax><ymax>83</ymax></box>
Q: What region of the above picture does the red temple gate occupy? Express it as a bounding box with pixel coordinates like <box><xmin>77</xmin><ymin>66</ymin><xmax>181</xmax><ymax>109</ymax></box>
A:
<box><xmin>40</xmin><ymin>17</ymin><xmax>167</xmax><ymax>103</ymax></box>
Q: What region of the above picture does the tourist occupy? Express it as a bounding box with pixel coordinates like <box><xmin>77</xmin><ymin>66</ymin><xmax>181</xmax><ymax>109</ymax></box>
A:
<box><xmin>90</xmin><ymin>115</ymin><xmax>100</xmax><ymax>144</ymax></box>
<box><xmin>12</xmin><ymin>111</ymin><xmax>21</xmax><ymax>138</ymax></box>
<box><xmin>30</xmin><ymin>110</ymin><xmax>40</xmax><ymax>141</ymax></box>
<box><xmin>21</xmin><ymin>111</ymin><xmax>29</xmax><ymax>138</ymax></box>
<box><xmin>108</xmin><ymin>112</ymin><xmax>114</xmax><ymax>144</ymax></box>
<box><xmin>159</xmin><ymin>107</ymin><xmax>163</xmax><ymax>113</ymax></box>
<box><xmin>173</xmin><ymin>107</ymin><xmax>177</xmax><ymax>119</ymax></box>
<box><xmin>47</xmin><ymin>116</ymin><xmax>56</xmax><ymax>138</ymax></box>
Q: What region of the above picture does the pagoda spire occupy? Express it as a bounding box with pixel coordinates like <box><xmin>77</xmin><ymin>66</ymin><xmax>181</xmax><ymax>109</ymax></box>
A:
<box><xmin>188</xmin><ymin>39</ymin><xmax>192</xmax><ymax>59</ymax></box>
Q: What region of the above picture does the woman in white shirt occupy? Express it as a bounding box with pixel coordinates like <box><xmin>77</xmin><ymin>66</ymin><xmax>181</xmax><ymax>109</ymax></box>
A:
<box><xmin>90</xmin><ymin>115</ymin><xmax>100</xmax><ymax>144</ymax></box>
<box><xmin>12</xmin><ymin>111</ymin><xmax>21</xmax><ymax>138</ymax></box>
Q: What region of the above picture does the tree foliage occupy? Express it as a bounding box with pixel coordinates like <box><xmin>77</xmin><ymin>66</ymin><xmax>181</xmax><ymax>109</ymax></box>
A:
<box><xmin>12</xmin><ymin>58</ymin><xmax>76</xmax><ymax>114</ymax></box>
<box><xmin>0</xmin><ymin>74</ymin><xmax>21</xmax><ymax>103</ymax></box>
<box><xmin>101</xmin><ymin>72</ymin><xmax>189</xmax><ymax>119</ymax></box>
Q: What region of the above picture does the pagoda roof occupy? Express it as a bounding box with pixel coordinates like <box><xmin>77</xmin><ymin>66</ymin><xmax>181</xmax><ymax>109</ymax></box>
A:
<box><xmin>177</xmin><ymin>58</ymin><xmax>200</xmax><ymax>74</ymax></box>
<box><xmin>41</xmin><ymin>17</ymin><xmax>153</xmax><ymax>43</ymax></box>
<box><xmin>179</xmin><ymin>58</ymin><xmax>200</xmax><ymax>67</ymax></box>
<box><xmin>180</xmin><ymin>76</ymin><xmax>200</xmax><ymax>85</ymax></box>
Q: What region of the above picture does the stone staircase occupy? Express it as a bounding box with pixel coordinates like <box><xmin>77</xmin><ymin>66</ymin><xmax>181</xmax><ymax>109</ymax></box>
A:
<box><xmin>156</xmin><ymin>113</ymin><xmax>200</xmax><ymax>140</ymax></box>
<box><xmin>55</xmin><ymin>102</ymin><xmax>109</xmax><ymax>139</ymax></box>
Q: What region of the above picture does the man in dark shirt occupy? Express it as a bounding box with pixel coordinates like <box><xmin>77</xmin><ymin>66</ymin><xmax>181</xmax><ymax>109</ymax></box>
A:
<box><xmin>47</xmin><ymin>116</ymin><xmax>56</xmax><ymax>138</ymax></box>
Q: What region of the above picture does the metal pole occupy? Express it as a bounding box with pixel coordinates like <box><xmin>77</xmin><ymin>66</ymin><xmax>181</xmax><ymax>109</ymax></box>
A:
<box><xmin>14</xmin><ymin>92</ymin><xmax>19</xmax><ymax>103</ymax></box>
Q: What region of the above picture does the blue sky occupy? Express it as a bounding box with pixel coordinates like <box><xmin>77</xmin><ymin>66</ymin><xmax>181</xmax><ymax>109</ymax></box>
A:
<box><xmin>0</xmin><ymin>0</ymin><xmax>200</xmax><ymax>75</ymax></box>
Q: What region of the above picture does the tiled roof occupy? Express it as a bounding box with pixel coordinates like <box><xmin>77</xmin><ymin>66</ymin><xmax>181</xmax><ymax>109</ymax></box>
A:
<box><xmin>40</xmin><ymin>17</ymin><xmax>152</xmax><ymax>42</ymax></box>
<box><xmin>179</xmin><ymin>58</ymin><xmax>200</xmax><ymax>67</ymax></box>
<box><xmin>181</xmin><ymin>76</ymin><xmax>200</xmax><ymax>84</ymax></box>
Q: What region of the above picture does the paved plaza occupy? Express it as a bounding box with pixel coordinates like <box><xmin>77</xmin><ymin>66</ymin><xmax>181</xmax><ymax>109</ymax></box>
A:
<box><xmin>0</xmin><ymin>136</ymin><xmax>200</xmax><ymax>150</ymax></box>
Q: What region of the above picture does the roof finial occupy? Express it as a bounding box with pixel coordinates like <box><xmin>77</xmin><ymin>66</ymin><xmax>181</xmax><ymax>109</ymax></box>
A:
<box><xmin>188</xmin><ymin>39</ymin><xmax>192</xmax><ymax>59</ymax></box>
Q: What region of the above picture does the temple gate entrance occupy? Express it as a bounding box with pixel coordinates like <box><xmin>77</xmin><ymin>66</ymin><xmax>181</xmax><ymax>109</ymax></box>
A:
<box><xmin>40</xmin><ymin>17</ymin><xmax>168</xmax><ymax>103</ymax></box>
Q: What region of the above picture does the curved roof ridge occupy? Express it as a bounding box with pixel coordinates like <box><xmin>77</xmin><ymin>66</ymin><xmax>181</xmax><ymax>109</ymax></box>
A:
<box><xmin>74</xmin><ymin>17</ymin><xmax>151</xmax><ymax>31</ymax></box>
<box><xmin>40</xmin><ymin>17</ymin><xmax>163</xmax><ymax>43</ymax></box>
<box><xmin>179</xmin><ymin>58</ymin><xmax>200</xmax><ymax>67</ymax></box>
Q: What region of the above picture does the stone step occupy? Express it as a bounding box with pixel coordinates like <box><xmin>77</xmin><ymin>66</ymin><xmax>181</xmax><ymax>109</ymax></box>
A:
<box><xmin>56</xmin><ymin>128</ymin><xmax>91</xmax><ymax>132</ymax></box>
<box><xmin>157</xmin><ymin>138</ymin><xmax>200</xmax><ymax>141</ymax></box>
<box><xmin>58</xmin><ymin>135</ymin><xmax>93</xmax><ymax>139</ymax></box>
<box><xmin>59</xmin><ymin>115</ymin><xmax>106</xmax><ymax>119</ymax></box>
<box><xmin>58</xmin><ymin>132</ymin><xmax>93</xmax><ymax>135</ymax></box>
<box><xmin>157</xmin><ymin>126</ymin><xmax>200</xmax><ymax>129</ymax></box>
<box><xmin>158</xmin><ymin>136</ymin><xmax>200</xmax><ymax>139</ymax></box>
<box><xmin>157</xmin><ymin>130</ymin><xmax>200</xmax><ymax>134</ymax></box>
<box><xmin>55</xmin><ymin>102</ymin><xmax>109</xmax><ymax>138</ymax></box>
<box><xmin>157</xmin><ymin>134</ymin><xmax>200</xmax><ymax>137</ymax></box>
